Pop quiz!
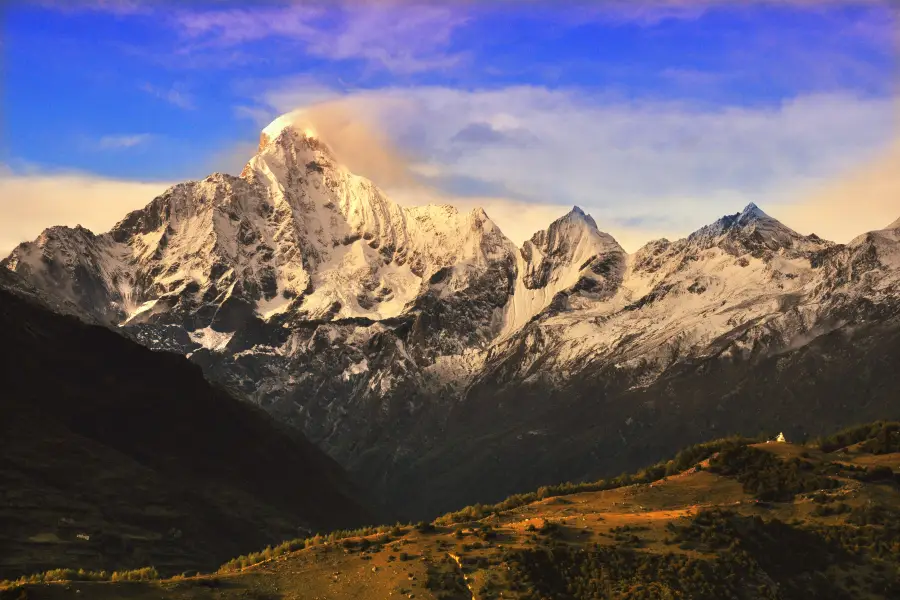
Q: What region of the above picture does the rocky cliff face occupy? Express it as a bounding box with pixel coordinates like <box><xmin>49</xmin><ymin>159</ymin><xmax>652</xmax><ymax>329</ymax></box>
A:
<box><xmin>5</xmin><ymin>115</ymin><xmax>900</xmax><ymax>519</ymax></box>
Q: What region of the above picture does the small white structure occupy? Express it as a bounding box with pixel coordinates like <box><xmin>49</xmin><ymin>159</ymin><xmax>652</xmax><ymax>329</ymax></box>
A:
<box><xmin>775</xmin><ymin>432</ymin><xmax>787</xmax><ymax>443</ymax></box>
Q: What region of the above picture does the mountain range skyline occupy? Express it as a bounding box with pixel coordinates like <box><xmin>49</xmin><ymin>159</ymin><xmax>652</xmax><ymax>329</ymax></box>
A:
<box><xmin>2</xmin><ymin>111</ymin><xmax>898</xmax><ymax>261</ymax></box>
<box><xmin>6</xmin><ymin>116</ymin><xmax>899</xmax><ymax>519</ymax></box>
<box><xmin>2</xmin><ymin>0</ymin><xmax>898</xmax><ymax>255</ymax></box>
<box><xmin>4</xmin><ymin>4</ymin><xmax>900</xmax><ymax>593</ymax></box>
<box><xmin>6</xmin><ymin>116</ymin><xmax>897</xmax><ymax>290</ymax></box>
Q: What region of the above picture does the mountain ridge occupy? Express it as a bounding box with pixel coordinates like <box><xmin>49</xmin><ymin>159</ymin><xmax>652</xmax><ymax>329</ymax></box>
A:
<box><xmin>4</xmin><ymin>116</ymin><xmax>900</xmax><ymax>519</ymax></box>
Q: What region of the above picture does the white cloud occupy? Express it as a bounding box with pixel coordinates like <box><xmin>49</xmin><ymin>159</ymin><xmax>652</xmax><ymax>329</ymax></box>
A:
<box><xmin>173</xmin><ymin>4</ymin><xmax>324</xmax><ymax>46</ymax></box>
<box><xmin>254</xmin><ymin>83</ymin><xmax>897</xmax><ymax>249</ymax></box>
<box><xmin>0</xmin><ymin>170</ymin><xmax>172</xmax><ymax>256</ymax></box>
<box><xmin>34</xmin><ymin>0</ymin><xmax>471</xmax><ymax>74</ymax></box>
<box><xmin>4</xmin><ymin>87</ymin><xmax>894</xmax><ymax>260</ymax></box>
<box><xmin>140</xmin><ymin>83</ymin><xmax>195</xmax><ymax>109</ymax></box>
<box><xmin>170</xmin><ymin>1</ymin><xmax>467</xmax><ymax>74</ymax></box>
<box><xmin>95</xmin><ymin>134</ymin><xmax>154</xmax><ymax>150</ymax></box>
<box><xmin>302</xmin><ymin>2</ymin><xmax>468</xmax><ymax>73</ymax></box>
<box><xmin>568</xmin><ymin>0</ymin><xmax>897</xmax><ymax>26</ymax></box>
<box><xmin>33</xmin><ymin>0</ymin><xmax>151</xmax><ymax>15</ymax></box>
<box><xmin>233</xmin><ymin>105</ymin><xmax>276</xmax><ymax>127</ymax></box>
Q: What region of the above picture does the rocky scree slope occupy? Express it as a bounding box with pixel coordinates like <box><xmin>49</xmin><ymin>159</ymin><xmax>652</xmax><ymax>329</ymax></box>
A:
<box><xmin>4</xmin><ymin>118</ymin><xmax>900</xmax><ymax>519</ymax></box>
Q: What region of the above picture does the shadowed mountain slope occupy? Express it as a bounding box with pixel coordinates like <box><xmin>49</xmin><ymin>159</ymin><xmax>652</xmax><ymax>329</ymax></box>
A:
<box><xmin>0</xmin><ymin>271</ymin><xmax>373</xmax><ymax>579</ymax></box>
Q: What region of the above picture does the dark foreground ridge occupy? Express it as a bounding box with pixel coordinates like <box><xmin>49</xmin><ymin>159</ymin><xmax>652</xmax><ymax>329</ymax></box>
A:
<box><xmin>0</xmin><ymin>272</ymin><xmax>374</xmax><ymax>580</ymax></box>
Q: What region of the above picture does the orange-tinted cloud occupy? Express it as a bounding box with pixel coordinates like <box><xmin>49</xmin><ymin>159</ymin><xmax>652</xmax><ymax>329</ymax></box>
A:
<box><xmin>776</xmin><ymin>138</ymin><xmax>900</xmax><ymax>241</ymax></box>
<box><xmin>278</xmin><ymin>101</ymin><xmax>418</xmax><ymax>189</ymax></box>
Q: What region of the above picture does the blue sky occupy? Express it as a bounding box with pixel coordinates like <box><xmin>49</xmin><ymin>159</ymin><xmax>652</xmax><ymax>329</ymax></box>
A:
<box><xmin>1</xmin><ymin>0</ymin><xmax>898</xmax><ymax>252</ymax></box>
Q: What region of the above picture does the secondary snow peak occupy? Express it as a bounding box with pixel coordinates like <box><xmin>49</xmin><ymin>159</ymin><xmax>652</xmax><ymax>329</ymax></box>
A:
<box><xmin>686</xmin><ymin>202</ymin><xmax>832</xmax><ymax>255</ymax></box>
<box><xmin>738</xmin><ymin>202</ymin><xmax>769</xmax><ymax>221</ymax></box>
<box><xmin>561</xmin><ymin>205</ymin><xmax>598</xmax><ymax>230</ymax></box>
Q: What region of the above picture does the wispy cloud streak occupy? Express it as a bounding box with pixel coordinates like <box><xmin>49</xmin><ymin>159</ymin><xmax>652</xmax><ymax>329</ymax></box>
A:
<box><xmin>96</xmin><ymin>134</ymin><xmax>153</xmax><ymax>149</ymax></box>
<box><xmin>140</xmin><ymin>83</ymin><xmax>195</xmax><ymax>109</ymax></box>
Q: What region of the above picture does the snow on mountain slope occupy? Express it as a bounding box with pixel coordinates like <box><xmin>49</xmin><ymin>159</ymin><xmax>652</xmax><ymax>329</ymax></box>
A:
<box><xmin>477</xmin><ymin>203</ymin><xmax>900</xmax><ymax>392</ymax></box>
<box><xmin>501</xmin><ymin>207</ymin><xmax>625</xmax><ymax>337</ymax></box>
<box><xmin>832</xmin><ymin>215</ymin><xmax>900</xmax><ymax>292</ymax></box>
<box><xmin>4</xmin><ymin>122</ymin><xmax>516</xmax><ymax>330</ymax></box>
<box><xmin>3</xmin><ymin>225</ymin><xmax>133</xmax><ymax>323</ymax></box>
<box><xmin>4</xmin><ymin>112</ymin><xmax>900</xmax><ymax>520</ymax></box>
<box><xmin>3</xmin><ymin>113</ymin><xmax>896</xmax><ymax>415</ymax></box>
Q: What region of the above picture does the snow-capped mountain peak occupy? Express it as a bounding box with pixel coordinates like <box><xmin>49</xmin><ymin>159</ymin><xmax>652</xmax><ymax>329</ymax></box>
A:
<box><xmin>560</xmin><ymin>205</ymin><xmax>598</xmax><ymax>229</ymax></box>
<box><xmin>4</xmin><ymin>116</ymin><xmax>525</xmax><ymax>332</ymax></box>
<box><xmin>257</xmin><ymin>112</ymin><xmax>320</xmax><ymax>149</ymax></box>
<box><xmin>686</xmin><ymin>202</ymin><xmax>824</xmax><ymax>254</ymax></box>
<box><xmin>499</xmin><ymin>207</ymin><xmax>626</xmax><ymax>335</ymax></box>
<box><xmin>263</xmin><ymin>113</ymin><xmax>308</xmax><ymax>139</ymax></box>
<box><xmin>244</xmin><ymin>119</ymin><xmax>337</xmax><ymax>178</ymax></box>
<box><xmin>690</xmin><ymin>202</ymin><xmax>774</xmax><ymax>239</ymax></box>
<box><xmin>737</xmin><ymin>201</ymin><xmax>767</xmax><ymax>221</ymax></box>
<box><xmin>530</xmin><ymin>206</ymin><xmax>618</xmax><ymax>249</ymax></box>
<box><xmin>522</xmin><ymin>208</ymin><xmax>623</xmax><ymax>278</ymax></box>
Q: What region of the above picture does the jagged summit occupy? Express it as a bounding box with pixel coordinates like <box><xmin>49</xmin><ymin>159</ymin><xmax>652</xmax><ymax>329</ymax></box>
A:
<box><xmin>4</xmin><ymin>121</ymin><xmax>521</xmax><ymax>329</ymax></box>
<box><xmin>686</xmin><ymin>202</ymin><xmax>823</xmax><ymax>253</ymax></box>
<box><xmin>240</xmin><ymin>112</ymin><xmax>338</xmax><ymax>181</ymax></box>
<box><xmin>501</xmin><ymin>205</ymin><xmax>625</xmax><ymax>335</ymax></box>
<box><xmin>525</xmin><ymin>206</ymin><xmax>621</xmax><ymax>259</ymax></box>
<box><xmin>730</xmin><ymin>202</ymin><xmax>783</xmax><ymax>233</ymax></box>
<box><xmin>262</xmin><ymin>113</ymin><xmax>303</xmax><ymax>139</ymax></box>
<box><xmin>558</xmin><ymin>205</ymin><xmax>599</xmax><ymax>230</ymax></box>
<box><xmin>691</xmin><ymin>202</ymin><xmax>777</xmax><ymax>237</ymax></box>
<box><xmin>738</xmin><ymin>202</ymin><xmax>767</xmax><ymax>220</ymax></box>
<box><xmin>258</xmin><ymin>112</ymin><xmax>319</xmax><ymax>149</ymax></box>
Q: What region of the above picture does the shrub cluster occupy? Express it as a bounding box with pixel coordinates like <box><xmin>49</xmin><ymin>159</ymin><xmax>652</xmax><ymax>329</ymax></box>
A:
<box><xmin>811</xmin><ymin>502</ymin><xmax>851</xmax><ymax>517</ymax></box>
<box><xmin>502</xmin><ymin>542</ymin><xmax>770</xmax><ymax>600</ymax></box>
<box><xmin>816</xmin><ymin>421</ymin><xmax>900</xmax><ymax>453</ymax></box>
<box><xmin>3</xmin><ymin>566</ymin><xmax>159</xmax><ymax>586</ymax></box>
<box><xmin>218</xmin><ymin>523</ymin><xmax>406</xmax><ymax>572</ymax></box>
<box><xmin>506</xmin><ymin>507</ymin><xmax>900</xmax><ymax>600</ymax></box>
<box><xmin>709</xmin><ymin>445</ymin><xmax>839</xmax><ymax>501</ymax></box>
